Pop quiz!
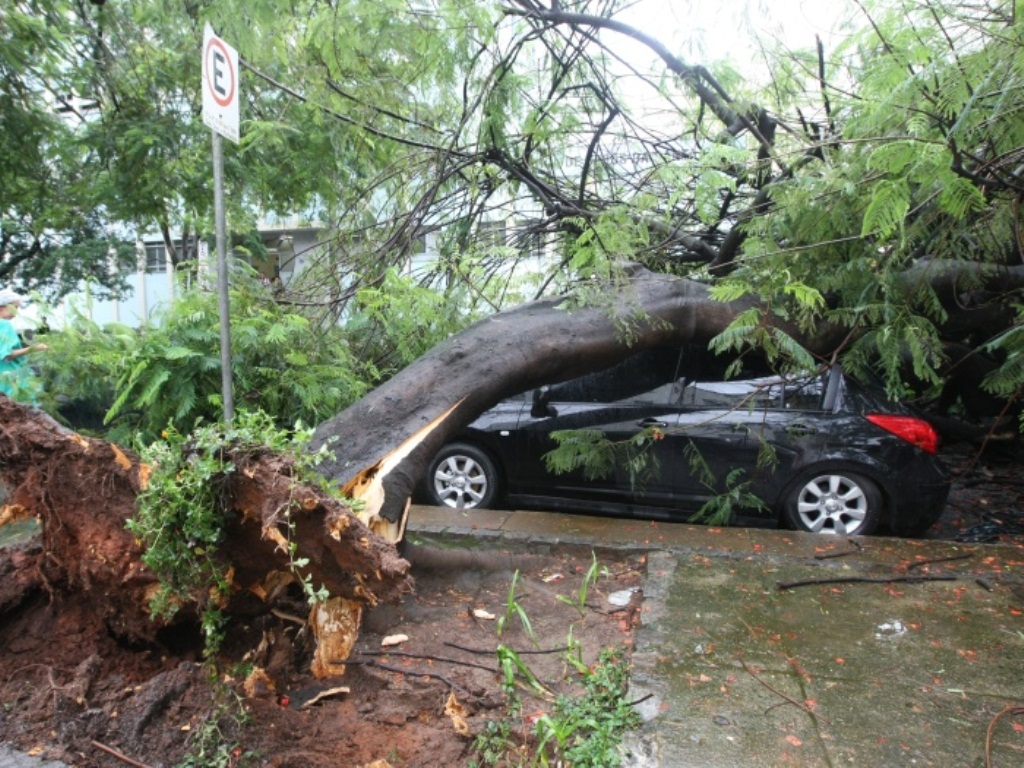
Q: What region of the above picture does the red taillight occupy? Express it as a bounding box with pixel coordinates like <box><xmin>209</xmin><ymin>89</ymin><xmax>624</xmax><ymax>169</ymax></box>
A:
<box><xmin>865</xmin><ymin>414</ymin><xmax>939</xmax><ymax>454</ymax></box>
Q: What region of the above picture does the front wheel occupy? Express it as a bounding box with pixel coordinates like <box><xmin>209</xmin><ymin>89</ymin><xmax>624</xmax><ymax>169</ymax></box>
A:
<box><xmin>424</xmin><ymin>443</ymin><xmax>499</xmax><ymax>510</ymax></box>
<box><xmin>780</xmin><ymin>470</ymin><xmax>882</xmax><ymax>536</ymax></box>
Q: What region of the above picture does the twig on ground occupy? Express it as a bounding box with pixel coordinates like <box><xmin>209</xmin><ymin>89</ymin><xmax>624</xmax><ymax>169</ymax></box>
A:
<box><xmin>444</xmin><ymin>640</ymin><xmax>570</xmax><ymax>655</ymax></box>
<box><xmin>359</xmin><ymin>649</ymin><xmax>498</xmax><ymax>673</ymax></box>
<box><xmin>777</xmin><ymin>574</ymin><xmax>957</xmax><ymax>591</ymax></box>
<box><xmin>331</xmin><ymin>658</ymin><xmax>474</xmax><ymax>696</ymax></box>
<box><xmin>985</xmin><ymin>704</ymin><xmax>1024</xmax><ymax>768</ymax></box>
<box><xmin>90</xmin><ymin>741</ymin><xmax>153</xmax><ymax>768</ymax></box>
<box><xmin>814</xmin><ymin>539</ymin><xmax>865</xmax><ymax>560</ymax></box>
<box><xmin>737</xmin><ymin>656</ymin><xmax>831</xmax><ymax>726</ymax></box>
<box><xmin>904</xmin><ymin>552</ymin><xmax>973</xmax><ymax>571</ymax></box>
<box><xmin>625</xmin><ymin>692</ymin><xmax>654</xmax><ymax>707</ymax></box>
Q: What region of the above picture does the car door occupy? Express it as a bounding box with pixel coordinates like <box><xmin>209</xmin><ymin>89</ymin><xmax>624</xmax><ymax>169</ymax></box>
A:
<box><xmin>739</xmin><ymin>370</ymin><xmax>833</xmax><ymax>502</ymax></box>
<box><xmin>510</xmin><ymin>348</ymin><xmax>684</xmax><ymax>510</ymax></box>
<box><xmin>666</xmin><ymin>376</ymin><xmax>770</xmax><ymax>508</ymax></box>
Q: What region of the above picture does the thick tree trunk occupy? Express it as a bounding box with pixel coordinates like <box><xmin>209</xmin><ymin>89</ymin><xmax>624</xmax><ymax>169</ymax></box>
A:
<box><xmin>0</xmin><ymin>397</ymin><xmax>412</xmax><ymax>650</ymax></box>
<box><xmin>310</xmin><ymin>267</ymin><xmax>846</xmax><ymax>521</ymax></box>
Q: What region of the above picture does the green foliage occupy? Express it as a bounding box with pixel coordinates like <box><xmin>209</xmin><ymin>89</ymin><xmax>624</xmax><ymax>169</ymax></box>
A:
<box><xmin>544</xmin><ymin>427</ymin><xmax>663</xmax><ymax>492</ymax></box>
<box><xmin>472</xmin><ymin>717</ymin><xmax>522</xmax><ymax>767</ymax></box>
<box><xmin>0</xmin><ymin>1</ymin><xmax>128</xmax><ymax>298</ymax></box>
<box><xmin>9</xmin><ymin>0</ymin><xmax>1024</xmax><ymax>441</ymax></box>
<box><xmin>683</xmin><ymin>442</ymin><xmax>767</xmax><ymax>526</ymax></box>
<box><xmin>983</xmin><ymin>305</ymin><xmax>1024</xmax><ymax>399</ymax></box>
<box><xmin>555</xmin><ymin>552</ymin><xmax>603</xmax><ymax>618</ymax></box>
<box><xmin>496</xmin><ymin>570</ymin><xmax>537</xmax><ymax>643</ymax></box>
<box><xmin>534</xmin><ymin>646</ymin><xmax>641</xmax><ymax>768</ymax></box>
<box><xmin>174</xmin><ymin>687</ymin><xmax>259</xmax><ymax>768</ymax></box>
<box><xmin>545</xmin><ymin>423</ymin><xmax>775</xmax><ymax>529</ymax></box>
<box><xmin>127</xmin><ymin>410</ymin><xmax>337</xmax><ymax>656</ymax></box>
<box><xmin>472</xmin><ymin>644</ymin><xmax>640</xmax><ymax>768</ymax></box>
<box><xmin>569</xmin><ymin>206</ymin><xmax>650</xmax><ymax>278</ymax></box>
<box><xmin>707</xmin><ymin>305</ymin><xmax>818</xmax><ymax>378</ymax></box>
<box><xmin>348</xmin><ymin>267</ymin><xmax>485</xmax><ymax>377</ymax></box>
<box><xmin>38</xmin><ymin>267</ymin><xmax>371</xmax><ymax>444</ymax></box>
<box><xmin>724</xmin><ymin>3</ymin><xmax>1024</xmax><ymax>404</ymax></box>
<box><xmin>471</xmin><ymin>557</ymin><xmax>641</xmax><ymax>768</ymax></box>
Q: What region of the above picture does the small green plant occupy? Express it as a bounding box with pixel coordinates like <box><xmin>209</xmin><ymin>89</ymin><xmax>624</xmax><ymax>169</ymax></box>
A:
<box><xmin>127</xmin><ymin>410</ymin><xmax>338</xmax><ymax>656</ymax></box>
<box><xmin>473</xmin><ymin>558</ymin><xmax>642</xmax><ymax>768</ymax></box>
<box><xmin>533</xmin><ymin>645</ymin><xmax>641</xmax><ymax>767</ymax></box>
<box><xmin>496</xmin><ymin>644</ymin><xmax>553</xmax><ymax>699</ymax></box>
<box><xmin>557</xmin><ymin>551</ymin><xmax>602</xmax><ymax>618</ymax></box>
<box><xmin>471</xmin><ymin>718</ymin><xmax>525</xmax><ymax>768</ymax></box>
<box><xmin>174</xmin><ymin>686</ymin><xmax>259</xmax><ymax>768</ymax></box>
<box><xmin>562</xmin><ymin>626</ymin><xmax>590</xmax><ymax>676</ymax></box>
<box><xmin>496</xmin><ymin>570</ymin><xmax>537</xmax><ymax>643</ymax></box>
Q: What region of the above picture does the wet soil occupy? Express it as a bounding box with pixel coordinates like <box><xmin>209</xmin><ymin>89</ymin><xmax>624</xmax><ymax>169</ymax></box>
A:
<box><xmin>0</xmin><ymin>537</ymin><xmax>644</xmax><ymax>768</ymax></box>
<box><xmin>0</xmin><ymin>442</ymin><xmax>1020</xmax><ymax>768</ymax></box>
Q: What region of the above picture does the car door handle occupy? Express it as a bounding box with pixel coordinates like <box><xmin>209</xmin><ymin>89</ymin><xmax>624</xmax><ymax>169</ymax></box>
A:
<box><xmin>637</xmin><ymin>418</ymin><xmax>668</xmax><ymax>428</ymax></box>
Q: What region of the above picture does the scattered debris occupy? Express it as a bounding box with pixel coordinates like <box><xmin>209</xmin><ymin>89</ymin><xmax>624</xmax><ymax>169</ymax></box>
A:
<box><xmin>608</xmin><ymin>588</ymin><xmax>640</xmax><ymax>606</ymax></box>
<box><xmin>292</xmin><ymin>685</ymin><xmax>351</xmax><ymax>710</ymax></box>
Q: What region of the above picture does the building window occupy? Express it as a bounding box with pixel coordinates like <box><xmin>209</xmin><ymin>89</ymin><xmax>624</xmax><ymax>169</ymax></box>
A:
<box><xmin>144</xmin><ymin>244</ymin><xmax>168</xmax><ymax>273</ymax></box>
<box><xmin>478</xmin><ymin>220</ymin><xmax>507</xmax><ymax>249</ymax></box>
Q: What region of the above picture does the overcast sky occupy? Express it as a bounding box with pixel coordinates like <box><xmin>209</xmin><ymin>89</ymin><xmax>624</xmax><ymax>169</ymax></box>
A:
<box><xmin>617</xmin><ymin>0</ymin><xmax>856</xmax><ymax>70</ymax></box>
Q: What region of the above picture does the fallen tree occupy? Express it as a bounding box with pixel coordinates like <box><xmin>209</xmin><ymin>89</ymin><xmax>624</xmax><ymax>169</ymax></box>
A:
<box><xmin>4</xmin><ymin>260</ymin><xmax>1019</xmax><ymax>667</ymax></box>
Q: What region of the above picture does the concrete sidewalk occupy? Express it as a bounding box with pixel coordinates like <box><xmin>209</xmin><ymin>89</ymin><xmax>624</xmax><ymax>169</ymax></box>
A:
<box><xmin>406</xmin><ymin>505</ymin><xmax>1024</xmax><ymax>767</ymax></box>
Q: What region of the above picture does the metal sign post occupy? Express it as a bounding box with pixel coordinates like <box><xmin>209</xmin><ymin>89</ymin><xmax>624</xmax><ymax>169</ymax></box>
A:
<box><xmin>211</xmin><ymin>133</ymin><xmax>234</xmax><ymax>422</ymax></box>
<box><xmin>202</xmin><ymin>24</ymin><xmax>240</xmax><ymax>423</ymax></box>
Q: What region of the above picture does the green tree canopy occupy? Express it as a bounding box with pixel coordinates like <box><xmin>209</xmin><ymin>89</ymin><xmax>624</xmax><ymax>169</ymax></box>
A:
<box><xmin>3</xmin><ymin>0</ymin><xmax>1022</xmax><ymax>420</ymax></box>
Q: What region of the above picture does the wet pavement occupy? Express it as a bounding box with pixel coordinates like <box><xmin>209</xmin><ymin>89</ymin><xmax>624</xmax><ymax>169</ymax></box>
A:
<box><xmin>406</xmin><ymin>505</ymin><xmax>1024</xmax><ymax>767</ymax></box>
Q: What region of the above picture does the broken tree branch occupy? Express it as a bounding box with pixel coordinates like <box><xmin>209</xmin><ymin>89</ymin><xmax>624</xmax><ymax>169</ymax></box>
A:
<box><xmin>776</xmin><ymin>574</ymin><xmax>958</xmax><ymax>591</ymax></box>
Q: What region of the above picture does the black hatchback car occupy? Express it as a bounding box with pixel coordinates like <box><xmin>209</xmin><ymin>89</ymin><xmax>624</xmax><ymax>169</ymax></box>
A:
<box><xmin>422</xmin><ymin>347</ymin><xmax>950</xmax><ymax>536</ymax></box>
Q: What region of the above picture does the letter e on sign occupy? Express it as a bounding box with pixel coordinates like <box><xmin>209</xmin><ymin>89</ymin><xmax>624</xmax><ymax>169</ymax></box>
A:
<box><xmin>202</xmin><ymin>23</ymin><xmax>240</xmax><ymax>143</ymax></box>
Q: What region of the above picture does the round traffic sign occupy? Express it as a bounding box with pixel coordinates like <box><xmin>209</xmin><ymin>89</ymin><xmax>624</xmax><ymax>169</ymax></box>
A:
<box><xmin>204</xmin><ymin>37</ymin><xmax>236</xmax><ymax>109</ymax></box>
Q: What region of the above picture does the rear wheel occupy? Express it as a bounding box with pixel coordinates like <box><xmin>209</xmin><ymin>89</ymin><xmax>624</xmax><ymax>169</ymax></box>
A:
<box><xmin>425</xmin><ymin>443</ymin><xmax>498</xmax><ymax>510</ymax></box>
<box><xmin>781</xmin><ymin>470</ymin><xmax>882</xmax><ymax>536</ymax></box>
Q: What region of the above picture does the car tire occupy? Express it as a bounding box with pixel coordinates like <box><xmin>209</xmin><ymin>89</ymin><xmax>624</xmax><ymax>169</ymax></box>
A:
<box><xmin>425</xmin><ymin>443</ymin><xmax>499</xmax><ymax>510</ymax></box>
<box><xmin>780</xmin><ymin>470</ymin><xmax>882</xmax><ymax>536</ymax></box>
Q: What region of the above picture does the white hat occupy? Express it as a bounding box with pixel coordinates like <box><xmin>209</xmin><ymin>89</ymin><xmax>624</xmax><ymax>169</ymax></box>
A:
<box><xmin>0</xmin><ymin>288</ymin><xmax>26</xmax><ymax>306</ymax></box>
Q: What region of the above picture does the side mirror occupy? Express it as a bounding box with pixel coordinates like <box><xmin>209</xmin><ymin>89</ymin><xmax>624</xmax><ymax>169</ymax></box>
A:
<box><xmin>531</xmin><ymin>386</ymin><xmax>558</xmax><ymax>418</ymax></box>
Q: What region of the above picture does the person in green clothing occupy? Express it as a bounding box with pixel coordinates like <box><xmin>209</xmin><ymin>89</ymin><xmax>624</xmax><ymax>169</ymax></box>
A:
<box><xmin>0</xmin><ymin>287</ymin><xmax>48</xmax><ymax>403</ymax></box>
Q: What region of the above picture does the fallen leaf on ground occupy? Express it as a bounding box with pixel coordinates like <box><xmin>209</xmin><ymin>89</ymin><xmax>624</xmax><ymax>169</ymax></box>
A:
<box><xmin>445</xmin><ymin>692</ymin><xmax>471</xmax><ymax>737</ymax></box>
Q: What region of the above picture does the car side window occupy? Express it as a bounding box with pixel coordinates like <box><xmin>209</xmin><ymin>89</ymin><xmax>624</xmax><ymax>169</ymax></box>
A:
<box><xmin>546</xmin><ymin>348</ymin><xmax>682</xmax><ymax>405</ymax></box>
<box><xmin>780</xmin><ymin>375</ymin><xmax>826</xmax><ymax>410</ymax></box>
